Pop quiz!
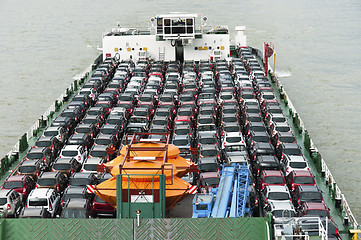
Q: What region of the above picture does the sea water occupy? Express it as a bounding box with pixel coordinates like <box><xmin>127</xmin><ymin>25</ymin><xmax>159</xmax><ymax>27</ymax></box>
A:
<box><xmin>1</xmin><ymin>0</ymin><xmax>360</xmax><ymax>222</ymax></box>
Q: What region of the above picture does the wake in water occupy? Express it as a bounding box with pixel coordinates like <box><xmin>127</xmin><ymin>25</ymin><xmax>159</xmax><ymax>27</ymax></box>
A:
<box><xmin>275</xmin><ymin>70</ymin><xmax>292</xmax><ymax>78</ymax></box>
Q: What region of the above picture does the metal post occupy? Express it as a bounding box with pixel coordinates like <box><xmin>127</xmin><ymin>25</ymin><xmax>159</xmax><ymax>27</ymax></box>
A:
<box><xmin>272</xmin><ymin>50</ymin><xmax>276</xmax><ymax>77</ymax></box>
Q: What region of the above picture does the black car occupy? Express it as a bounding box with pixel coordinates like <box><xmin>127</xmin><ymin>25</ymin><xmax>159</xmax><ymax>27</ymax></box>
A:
<box><xmin>60</xmin><ymin>107</ymin><xmax>83</xmax><ymax>123</ymax></box>
<box><xmin>197</xmin><ymin>157</ymin><xmax>219</xmax><ymax>172</ymax></box>
<box><xmin>67</xmin><ymin>133</ymin><xmax>93</xmax><ymax>150</ymax></box>
<box><xmin>74</xmin><ymin>123</ymin><xmax>99</xmax><ymax>139</ymax></box>
<box><xmin>81</xmin><ymin>115</ymin><xmax>104</xmax><ymax>129</ymax></box>
<box><xmin>99</xmin><ymin>124</ymin><xmax>123</xmax><ymax>141</ymax></box>
<box><xmin>292</xmin><ymin>185</ymin><xmax>324</xmax><ymax>208</ymax></box>
<box><xmin>35</xmin><ymin>135</ymin><xmax>62</xmax><ymax>157</ymax></box>
<box><xmin>51</xmin><ymin>116</ymin><xmax>76</xmax><ymax>134</ymax></box>
<box><xmin>94</xmin><ymin>134</ymin><xmax>119</xmax><ymax>149</ymax></box>
<box><xmin>19</xmin><ymin>207</ymin><xmax>51</xmax><ymax>218</ymax></box>
<box><xmin>246</xmin><ymin>131</ymin><xmax>271</xmax><ymax>149</ymax></box>
<box><xmin>69</xmin><ymin>173</ymin><xmax>98</xmax><ymax>188</ymax></box>
<box><xmin>61</xmin><ymin>186</ymin><xmax>89</xmax><ymax>207</ymax></box>
<box><xmin>88</xmin><ymin>145</ymin><xmax>111</xmax><ymax>161</ymax></box>
<box><xmin>60</xmin><ymin>198</ymin><xmax>92</xmax><ymax>218</ymax></box>
<box><xmin>249</xmin><ymin>142</ymin><xmax>275</xmax><ymax>161</ymax></box>
<box><xmin>252</xmin><ymin>155</ymin><xmax>281</xmax><ymax>177</ymax></box>
<box><xmin>275</xmin><ymin>142</ymin><xmax>302</xmax><ymax>160</ymax></box>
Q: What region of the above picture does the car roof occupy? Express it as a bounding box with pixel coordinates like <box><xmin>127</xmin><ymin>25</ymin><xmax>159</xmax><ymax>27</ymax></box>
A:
<box><xmin>62</xmin><ymin>145</ymin><xmax>82</xmax><ymax>150</ymax></box>
<box><xmin>0</xmin><ymin>189</ymin><xmax>13</xmax><ymax>197</ymax></box>
<box><xmin>265</xmin><ymin>185</ymin><xmax>289</xmax><ymax>192</ymax></box>
<box><xmin>39</xmin><ymin>172</ymin><xmax>59</xmax><ymax>178</ymax></box>
<box><xmin>290</xmin><ymin>170</ymin><xmax>313</xmax><ymax>176</ymax></box>
<box><xmin>84</xmin><ymin>157</ymin><xmax>104</xmax><ymax>164</ymax></box>
<box><xmin>225</xmin><ymin>132</ymin><xmax>243</xmax><ymax>137</ymax></box>
<box><xmin>29</xmin><ymin>188</ymin><xmax>54</xmax><ymax>197</ymax></box>
<box><xmin>64</xmin><ymin>198</ymin><xmax>88</xmax><ymax>208</ymax></box>
<box><xmin>5</xmin><ymin>175</ymin><xmax>27</xmax><ymax>181</ymax></box>
<box><xmin>54</xmin><ymin>157</ymin><xmax>75</xmax><ymax>163</ymax></box>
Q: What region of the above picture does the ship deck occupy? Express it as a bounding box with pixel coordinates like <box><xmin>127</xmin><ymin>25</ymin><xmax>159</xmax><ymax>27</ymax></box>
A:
<box><xmin>0</xmin><ymin>49</ymin><xmax>357</xmax><ymax>239</ymax></box>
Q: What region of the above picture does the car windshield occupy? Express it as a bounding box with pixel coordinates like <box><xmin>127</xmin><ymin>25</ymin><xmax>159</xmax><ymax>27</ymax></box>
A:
<box><xmin>3</xmin><ymin>181</ymin><xmax>23</xmax><ymax>189</ymax></box>
<box><xmin>280</xmin><ymin>136</ymin><xmax>295</xmax><ymax>143</ymax></box>
<box><xmin>200</xmin><ymin>138</ymin><xmax>216</xmax><ymax>145</ymax></box>
<box><xmin>273</xmin><ymin>210</ymin><xmax>295</xmax><ymax>218</ymax></box>
<box><xmin>198</xmin><ymin>118</ymin><xmax>213</xmax><ymax>124</ymax></box>
<box><xmin>223</xmin><ymin>108</ymin><xmax>237</xmax><ymax>114</ymax></box>
<box><xmin>63</xmin><ymin>194</ymin><xmax>85</xmax><ymax>202</ymax></box>
<box><xmin>256</xmin><ymin>148</ymin><xmax>274</xmax><ymax>155</ymax></box>
<box><xmin>199</xmin><ymin>163</ymin><xmax>217</xmax><ymax>172</ymax></box>
<box><xmin>250</xmin><ymin>126</ymin><xmax>265</xmax><ymax>131</ymax></box>
<box><xmin>294</xmin><ymin>176</ymin><xmax>315</xmax><ymax>184</ymax></box>
<box><xmin>284</xmin><ymin>149</ymin><xmax>302</xmax><ymax>155</ymax></box>
<box><xmin>101</xmin><ymin>129</ymin><xmax>116</xmax><ymax>135</ymax></box>
<box><xmin>276</xmin><ymin>126</ymin><xmax>291</xmax><ymax>132</ymax></box>
<box><xmin>306</xmin><ymin>210</ymin><xmax>329</xmax><ymax>218</ymax></box>
<box><xmin>90</xmin><ymin>151</ymin><xmax>107</xmax><ymax>158</ymax></box>
<box><xmin>226</xmin><ymin>137</ymin><xmax>242</xmax><ymax>143</ymax></box>
<box><xmin>268</xmin><ymin>192</ymin><xmax>289</xmax><ymax>200</ymax></box>
<box><xmin>301</xmin><ymin>192</ymin><xmax>323</xmax><ymax>201</ymax></box>
<box><xmin>254</xmin><ymin>136</ymin><xmax>270</xmax><ymax>142</ymax></box>
<box><xmin>225</xmin><ymin>145</ymin><xmax>246</xmax><ymax>152</ymax></box>
<box><xmin>134</xmin><ymin>111</ymin><xmax>147</xmax><ymax>117</ymax></box>
<box><xmin>19</xmin><ymin>165</ymin><xmax>36</xmax><ymax>173</ymax></box>
<box><xmin>178</xmin><ymin>110</ymin><xmax>192</xmax><ymax>116</ymax></box>
<box><xmin>198</xmin><ymin>125</ymin><xmax>216</xmax><ymax>132</ymax></box>
<box><xmin>0</xmin><ymin>198</ymin><xmax>8</xmax><ymax>205</ymax></box>
<box><xmin>70</xmin><ymin>178</ymin><xmax>90</xmax><ymax>186</ymax></box>
<box><xmin>44</xmin><ymin>131</ymin><xmax>58</xmax><ymax>137</ymax></box>
<box><xmin>289</xmin><ymin>162</ymin><xmax>307</xmax><ymax>169</ymax></box>
<box><xmin>27</xmin><ymin>153</ymin><xmax>44</xmax><ymax>159</ymax></box>
<box><xmin>173</xmin><ymin>140</ymin><xmax>189</xmax><ymax>146</ymax></box>
<box><xmin>95</xmin><ymin>139</ymin><xmax>111</xmax><ymax>145</ymax></box>
<box><xmin>153</xmin><ymin>120</ymin><xmax>167</xmax><ymax>125</ymax></box>
<box><xmin>29</xmin><ymin>198</ymin><xmax>48</xmax><ymax>206</ymax></box>
<box><xmin>224</xmin><ymin>126</ymin><xmax>239</xmax><ymax>132</ymax></box>
<box><xmin>53</xmin><ymin>163</ymin><xmax>71</xmax><ymax>171</ymax></box>
<box><xmin>201</xmin><ymin>178</ymin><xmax>220</xmax><ymax>186</ymax></box>
<box><xmin>76</xmin><ymin>128</ymin><xmax>91</xmax><ymax>134</ymax></box>
<box><xmin>61</xmin><ymin>209</ymin><xmax>87</xmax><ymax>218</ymax></box>
<box><xmin>38</xmin><ymin>179</ymin><xmax>57</xmax><ymax>186</ymax></box>
<box><xmin>84</xmin><ymin>164</ymin><xmax>98</xmax><ymax>171</ymax></box>
<box><xmin>264</xmin><ymin>176</ymin><xmax>284</xmax><ymax>184</ymax></box>
<box><xmin>62</xmin><ymin>150</ymin><xmax>78</xmax><ymax>157</ymax></box>
<box><xmin>273</xmin><ymin>117</ymin><xmax>286</xmax><ymax>122</ymax></box>
<box><xmin>36</xmin><ymin>141</ymin><xmax>51</xmax><ymax>147</ymax></box>
<box><xmin>201</xmin><ymin>150</ymin><xmax>217</xmax><ymax>157</ymax></box>
<box><xmin>174</xmin><ymin>129</ymin><xmax>189</xmax><ymax>135</ymax></box>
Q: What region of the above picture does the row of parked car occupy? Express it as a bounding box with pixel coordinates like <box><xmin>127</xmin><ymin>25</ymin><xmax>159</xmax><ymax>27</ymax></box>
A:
<box><xmin>0</xmin><ymin>48</ymin><xmax>335</xmax><ymax>234</ymax></box>
<box><xmin>234</xmin><ymin>47</ymin><xmax>340</xmax><ymax>238</ymax></box>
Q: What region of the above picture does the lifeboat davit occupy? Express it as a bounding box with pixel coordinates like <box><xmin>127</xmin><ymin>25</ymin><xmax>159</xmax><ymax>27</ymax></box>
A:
<box><xmin>94</xmin><ymin>141</ymin><xmax>193</xmax><ymax>209</ymax></box>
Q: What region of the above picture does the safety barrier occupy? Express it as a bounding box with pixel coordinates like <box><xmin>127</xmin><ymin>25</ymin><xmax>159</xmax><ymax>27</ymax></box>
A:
<box><xmin>269</xmin><ymin>68</ymin><xmax>360</xmax><ymax>230</ymax></box>
<box><xmin>0</xmin><ymin>217</ymin><xmax>271</xmax><ymax>240</ymax></box>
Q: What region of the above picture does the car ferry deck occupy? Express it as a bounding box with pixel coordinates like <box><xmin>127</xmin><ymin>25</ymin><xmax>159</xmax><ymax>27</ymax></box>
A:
<box><xmin>0</xmin><ymin>13</ymin><xmax>359</xmax><ymax>240</ymax></box>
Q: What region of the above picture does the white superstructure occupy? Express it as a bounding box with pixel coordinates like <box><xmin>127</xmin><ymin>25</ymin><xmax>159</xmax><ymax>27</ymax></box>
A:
<box><xmin>102</xmin><ymin>13</ymin><xmax>246</xmax><ymax>62</ymax></box>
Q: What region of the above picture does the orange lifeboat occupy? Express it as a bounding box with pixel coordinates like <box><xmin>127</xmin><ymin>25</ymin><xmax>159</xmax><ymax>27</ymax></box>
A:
<box><xmin>94</xmin><ymin>136</ymin><xmax>194</xmax><ymax>209</ymax></box>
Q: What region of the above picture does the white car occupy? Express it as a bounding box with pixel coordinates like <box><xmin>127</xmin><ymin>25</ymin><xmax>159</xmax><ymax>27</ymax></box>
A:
<box><xmin>59</xmin><ymin>144</ymin><xmax>88</xmax><ymax>164</ymax></box>
<box><xmin>222</xmin><ymin>132</ymin><xmax>248</xmax><ymax>157</ymax></box>
<box><xmin>0</xmin><ymin>189</ymin><xmax>23</xmax><ymax>217</ymax></box>
<box><xmin>281</xmin><ymin>155</ymin><xmax>309</xmax><ymax>176</ymax></box>
<box><xmin>26</xmin><ymin>188</ymin><xmax>60</xmax><ymax>218</ymax></box>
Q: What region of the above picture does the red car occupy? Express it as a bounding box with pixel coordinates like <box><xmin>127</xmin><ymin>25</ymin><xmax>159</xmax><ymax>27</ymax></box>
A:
<box><xmin>92</xmin><ymin>195</ymin><xmax>116</xmax><ymax>217</ymax></box>
<box><xmin>2</xmin><ymin>175</ymin><xmax>36</xmax><ymax>199</ymax></box>
<box><xmin>259</xmin><ymin>170</ymin><xmax>286</xmax><ymax>191</ymax></box>
<box><xmin>298</xmin><ymin>202</ymin><xmax>331</xmax><ymax>219</ymax></box>
<box><xmin>286</xmin><ymin>170</ymin><xmax>316</xmax><ymax>191</ymax></box>
<box><xmin>95</xmin><ymin>101</ymin><xmax>113</xmax><ymax>115</ymax></box>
